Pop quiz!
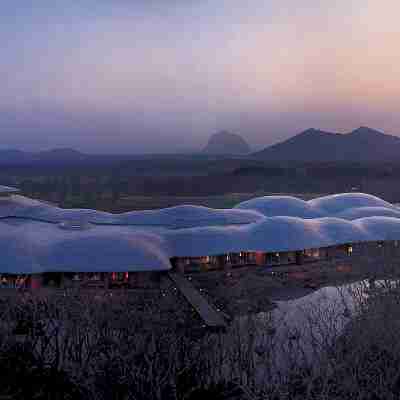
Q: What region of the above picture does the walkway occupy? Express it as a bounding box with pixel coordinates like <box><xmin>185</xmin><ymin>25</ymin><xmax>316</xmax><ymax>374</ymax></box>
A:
<box><xmin>168</xmin><ymin>272</ymin><xmax>227</xmax><ymax>330</ymax></box>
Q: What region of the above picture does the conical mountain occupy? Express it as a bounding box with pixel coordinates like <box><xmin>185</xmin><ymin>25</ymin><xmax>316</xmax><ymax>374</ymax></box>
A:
<box><xmin>203</xmin><ymin>131</ymin><xmax>251</xmax><ymax>155</ymax></box>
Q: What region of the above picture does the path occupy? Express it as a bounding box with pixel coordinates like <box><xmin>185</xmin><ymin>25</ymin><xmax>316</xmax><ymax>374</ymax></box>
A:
<box><xmin>168</xmin><ymin>272</ymin><xmax>227</xmax><ymax>330</ymax></box>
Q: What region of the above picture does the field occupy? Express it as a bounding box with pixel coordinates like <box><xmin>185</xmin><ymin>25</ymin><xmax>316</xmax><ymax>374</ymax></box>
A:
<box><xmin>115</xmin><ymin>192</ymin><xmax>326</xmax><ymax>210</ymax></box>
<box><xmin>22</xmin><ymin>191</ymin><xmax>328</xmax><ymax>211</ymax></box>
<box><xmin>4</xmin><ymin>157</ymin><xmax>400</xmax><ymax>211</ymax></box>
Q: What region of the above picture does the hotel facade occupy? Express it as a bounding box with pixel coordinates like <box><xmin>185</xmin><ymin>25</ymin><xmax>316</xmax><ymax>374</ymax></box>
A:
<box><xmin>0</xmin><ymin>185</ymin><xmax>400</xmax><ymax>290</ymax></box>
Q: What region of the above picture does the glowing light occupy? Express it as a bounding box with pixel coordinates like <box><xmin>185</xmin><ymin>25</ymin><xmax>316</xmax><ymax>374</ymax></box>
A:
<box><xmin>348</xmin><ymin>246</ymin><xmax>353</xmax><ymax>255</ymax></box>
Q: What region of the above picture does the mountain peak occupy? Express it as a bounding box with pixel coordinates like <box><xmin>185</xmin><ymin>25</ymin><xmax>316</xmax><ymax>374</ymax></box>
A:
<box><xmin>298</xmin><ymin>128</ymin><xmax>326</xmax><ymax>136</ymax></box>
<box><xmin>42</xmin><ymin>147</ymin><xmax>83</xmax><ymax>154</ymax></box>
<box><xmin>349</xmin><ymin>126</ymin><xmax>384</xmax><ymax>136</ymax></box>
<box><xmin>35</xmin><ymin>148</ymin><xmax>87</xmax><ymax>162</ymax></box>
<box><xmin>253</xmin><ymin>126</ymin><xmax>400</xmax><ymax>162</ymax></box>
<box><xmin>203</xmin><ymin>131</ymin><xmax>251</xmax><ymax>155</ymax></box>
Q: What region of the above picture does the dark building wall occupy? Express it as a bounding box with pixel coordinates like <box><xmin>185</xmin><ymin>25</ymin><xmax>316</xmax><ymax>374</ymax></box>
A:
<box><xmin>171</xmin><ymin>241</ymin><xmax>400</xmax><ymax>274</ymax></box>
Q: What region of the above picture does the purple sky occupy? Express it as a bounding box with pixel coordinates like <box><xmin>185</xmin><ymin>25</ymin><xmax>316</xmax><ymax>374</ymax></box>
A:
<box><xmin>1</xmin><ymin>1</ymin><xmax>400</xmax><ymax>153</ymax></box>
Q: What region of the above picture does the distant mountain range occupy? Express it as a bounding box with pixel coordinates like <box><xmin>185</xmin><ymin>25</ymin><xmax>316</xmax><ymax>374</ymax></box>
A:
<box><xmin>1</xmin><ymin>126</ymin><xmax>398</xmax><ymax>165</ymax></box>
<box><xmin>0</xmin><ymin>148</ymin><xmax>89</xmax><ymax>165</ymax></box>
<box><xmin>254</xmin><ymin>127</ymin><xmax>400</xmax><ymax>162</ymax></box>
<box><xmin>203</xmin><ymin>131</ymin><xmax>251</xmax><ymax>155</ymax></box>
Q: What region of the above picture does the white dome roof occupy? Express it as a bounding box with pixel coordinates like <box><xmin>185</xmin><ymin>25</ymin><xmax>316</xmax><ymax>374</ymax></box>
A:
<box><xmin>236</xmin><ymin>193</ymin><xmax>397</xmax><ymax>218</ymax></box>
<box><xmin>309</xmin><ymin>193</ymin><xmax>394</xmax><ymax>214</ymax></box>
<box><xmin>0</xmin><ymin>220</ymin><xmax>170</xmax><ymax>274</ymax></box>
<box><xmin>112</xmin><ymin>205</ymin><xmax>263</xmax><ymax>228</ymax></box>
<box><xmin>235</xmin><ymin>196</ymin><xmax>322</xmax><ymax>218</ymax></box>
<box><xmin>0</xmin><ymin>192</ymin><xmax>399</xmax><ymax>273</ymax></box>
<box><xmin>0</xmin><ymin>196</ymin><xmax>263</xmax><ymax>228</ymax></box>
<box><xmin>0</xmin><ymin>185</ymin><xmax>19</xmax><ymax>194</ymax></box>
<box><xmin>335</xmin><ymin>206</ymin><xmax>400</xmax><ymax>220</ymax></box>
<box><xmin>166</xmin><ymin>216</ymin><xmax>375</xmax><ymax>257</ymax></box>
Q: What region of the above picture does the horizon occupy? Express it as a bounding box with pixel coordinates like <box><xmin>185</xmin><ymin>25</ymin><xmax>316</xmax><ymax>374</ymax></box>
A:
<box><xmin>2</xmin><ymin>1</ymin><xmax>400</xmax><ymax>153</ymax></box>
<box><xmin>0</xmin><ymin>125</ymin><xmax>392</xmax><ymax>155</ymax></box>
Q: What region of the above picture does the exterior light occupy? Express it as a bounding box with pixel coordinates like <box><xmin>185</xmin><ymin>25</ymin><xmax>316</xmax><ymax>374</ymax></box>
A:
<box><xmin>348</xmin><ymin>246</ymin><xmax>353</xmax><ymax>255</ymax></box>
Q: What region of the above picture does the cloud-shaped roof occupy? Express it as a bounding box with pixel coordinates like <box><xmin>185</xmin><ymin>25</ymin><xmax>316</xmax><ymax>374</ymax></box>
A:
<box><xmin>0</xmin><ymin>185</ymin><xmax>20</xmax><ymax>194</ymax></box>
<box><xmin>0</xmin><ymin>192</ymin><xmax>400</xmax><ymax>273</ymax></box>
<box><xmin>309</xmin><ymin>193</ymin><xmax>395</xmax><ymax>214</ymax></box>
<box><xmin>235</xmin><ymin>196</ymin><xmax>322</xmax><ymax>218</ymax></box>
<box><xmin>0</xmin><ymin>196</ymin><xmax>263</xmax><ymax>228</ymax></box>
<box><xmin>0</xmin><ymin>219</ymin><xmax>170</xmax><ymax>274</ymax></box>
<box><xmin>334</xmin><ymin>206</ymin><xmax>400</xmax><ymax>220</ymax></box>
<box><xmin>112</xmin><ymin>205</ymin><xmax>263</xmax><ymax>228</ymax></box>
<box><xmin>235</xmin><ymin>193</ymin><xmax>397</xmax><ymax>218</ymax></box>
<box><xmin>165</xmin><ymin>216</ymin><xmax>376</xmax><ymax>257</ymax></box>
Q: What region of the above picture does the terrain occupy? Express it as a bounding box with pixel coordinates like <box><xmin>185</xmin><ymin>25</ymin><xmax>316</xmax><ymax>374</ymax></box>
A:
<box><xmin>2</xmin><ymin>132</ymin><xmax>400</xmax><ymax>399</ymax></box>
<box><xmin>2</xmin><ymin>156</ymin><xmax>400</xmax><ymax>210</ymax></box>
<box><xmin>254</xmin><ymin>126</ymin><xmax>400</xmax><ymax>162</ymax></box>
<box><xmin>2</xmin><ymin>126</ymin><xmax>400</xmax><ymax>210</ymax></box>
<box><xmin>202</xmin><ymin>130</ymin><xmax>251</xmax><ymax>155</ymax></box>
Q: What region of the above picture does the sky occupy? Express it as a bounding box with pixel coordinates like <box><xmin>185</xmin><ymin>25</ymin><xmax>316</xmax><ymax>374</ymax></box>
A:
<box><xmin>1</xmin><ymin>0</ymin><xmax>400</xmax><ymax>153</ymax></box>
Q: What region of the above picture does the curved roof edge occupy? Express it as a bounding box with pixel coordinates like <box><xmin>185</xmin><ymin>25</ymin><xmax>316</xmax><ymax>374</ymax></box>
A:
<box><xmin>0</xmin><ymin>185</ymin><xmax>20</xmax><ymax>194</ymax></box>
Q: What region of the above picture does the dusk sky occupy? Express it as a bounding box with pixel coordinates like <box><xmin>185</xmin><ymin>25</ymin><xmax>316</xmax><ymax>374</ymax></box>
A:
<box><xmin>1</xmin><ymin>1</ymin><xmax>400</xmax><ymax>153</ymax></box>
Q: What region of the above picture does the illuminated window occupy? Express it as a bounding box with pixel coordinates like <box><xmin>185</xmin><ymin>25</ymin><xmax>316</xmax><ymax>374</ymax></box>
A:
<box><xmin>270</xmin><ymin>253</ymin><xmax>280</xmax><ymax>263</ymax></box>
<box><xmin>112</xmin><ymin>272</ymin><xmax>126</xmax><ymax>281</ymax></box>
<box><xmin>347</xmin><ymin>245</ymin><xmax>353</xmax><ymax>255</ymax></box>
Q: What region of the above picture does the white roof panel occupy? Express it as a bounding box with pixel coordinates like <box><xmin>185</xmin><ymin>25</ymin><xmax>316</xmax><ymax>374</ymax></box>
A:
<box><xmin>0</xmin><ymin>191</ymin><xmax>399</xmax><ymax>273</ymax></box>
<box><xmin>0</xmin><ymin>185</ymin><xmax>20</xmax><ymax>194</ymax></box>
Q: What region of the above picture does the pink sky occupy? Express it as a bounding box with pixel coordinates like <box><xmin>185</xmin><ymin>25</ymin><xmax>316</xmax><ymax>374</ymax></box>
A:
<box><xmin>1</xmin><ymin>0</ymin><xmax>400</xmax><ymax>152</ymax></box>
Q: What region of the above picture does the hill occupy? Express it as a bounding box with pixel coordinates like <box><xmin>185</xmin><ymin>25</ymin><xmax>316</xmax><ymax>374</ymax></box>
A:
<box><xmin>203</xmin><ymin>131</ymin><xmax>251</xmax><ymax>155</ymax></box>
<box><xmin>35</xmin><ymin>148</ymin><xmax>87</xmax><ymax>163</ymax></box>
<box><xmin>253</xmin><ymin>127</ymin><xmax>400</xmax><ymax>162</ymax></box>
<box><xmin>0</xmin><ymin>148</ymin><xmax>89</xmax><ymax>165</ymax></box>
